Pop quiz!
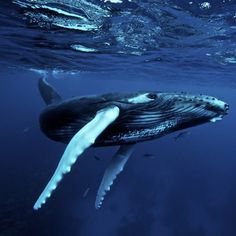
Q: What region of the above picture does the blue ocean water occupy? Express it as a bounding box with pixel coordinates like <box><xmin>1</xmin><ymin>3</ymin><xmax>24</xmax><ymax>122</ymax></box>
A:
<box><xmin>0</xmin><ymin>0</ymin><xmax>236</xmax><ymax>235</ymax></box>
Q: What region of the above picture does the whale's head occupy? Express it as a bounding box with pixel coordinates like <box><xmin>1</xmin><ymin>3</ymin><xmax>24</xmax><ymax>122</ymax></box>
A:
<box><xmin>116</xmin><ymin>92</ymin><xmax>229</xmax><ymax>131</ymax></box>
<box><xmin>98</xmin><ymin>91</ymin><xmax>229</xmax><ymax>144</ymax></box>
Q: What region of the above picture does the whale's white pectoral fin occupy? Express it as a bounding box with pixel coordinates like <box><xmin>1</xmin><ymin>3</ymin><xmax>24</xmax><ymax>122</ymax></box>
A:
<box><xmin>95</xmin><ymin>144</ymin><xmax>135</xmax><ymax>209</ymax></box>
<box><xmin>33</xmin><ymin>106</ymin><xmax>120</xmax><ymax>210</ymax></box>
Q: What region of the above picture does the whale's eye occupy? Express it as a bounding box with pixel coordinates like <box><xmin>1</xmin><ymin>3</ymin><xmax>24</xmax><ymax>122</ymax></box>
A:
<box><xmin>147</xmin><ymin>93</ymin><xmax>157</xmax><ymax>99</ymax></box>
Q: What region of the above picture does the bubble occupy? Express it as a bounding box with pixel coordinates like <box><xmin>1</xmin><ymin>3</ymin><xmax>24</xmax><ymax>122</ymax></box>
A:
<box><xmin>200</xmin><ymin>2</ymin><xmax>211</xmax><ymax>10</ymax></box>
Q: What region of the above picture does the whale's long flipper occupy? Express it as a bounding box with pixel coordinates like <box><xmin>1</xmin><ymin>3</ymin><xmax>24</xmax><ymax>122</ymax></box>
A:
<box><xmin>38</xmin><ymin>77</ymin><xmax>62</xmax><ymax>105</ymax></box>
<box><xmin>95</xmin><ymin>144</ymin><xmax>135</xmax><ymax>209</ymax></box>
<box><xmin>33</xmin><ymin>106</ymin><xmax>120</xmax><ymax>210</ymax></box>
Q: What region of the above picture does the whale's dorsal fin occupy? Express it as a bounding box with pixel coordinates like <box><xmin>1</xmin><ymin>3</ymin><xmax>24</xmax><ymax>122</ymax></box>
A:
<box><xmin>33</xmin><ymin>106</ymin><xmax>120</xmax><ymax>210</ymax></box>
<box><xmin>38</xmin><ymin>78</ymin><xmax>62</xmax><ymax>105</ymax></box>
<box><xmin>95</xmin><ymin>144</ymin><xmax>135</xmax><ymax>209</ymax></box>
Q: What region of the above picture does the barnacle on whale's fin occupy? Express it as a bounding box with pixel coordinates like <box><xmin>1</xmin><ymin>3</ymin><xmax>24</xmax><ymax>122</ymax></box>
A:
<box><xmin>38</xmin><ymin>77</ymin><xmax>62</xmax><ymax>105</ymax></box>
<box><xmin>33</xmin><ymin>106</ymin><xmax>120</xmax><ymax>210</ymax></box>
<box><xmin>95</xmin><ymin>144</ymin><xmax>135</xmax><ymax>209</ymax></box>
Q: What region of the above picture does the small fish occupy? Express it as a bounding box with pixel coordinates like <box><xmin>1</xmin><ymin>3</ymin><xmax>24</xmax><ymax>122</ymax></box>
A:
<box><xmin>82</xmin><ymin>188</ymin><xmax>90</xmax><ymax>198</ymax></box>
<box><xmin>94</xmin><ymin>155</ymin><xmax>101</xmax><ymax>161</ymax></box>
<box><xmin>143</xmin><ymin>153</ymin><xmax>155</xmax><ymax>159</ymax></box>
<box><xmin>174</xmin><ymin>131</ymin><xmax>191</xmax><ymax>141</ymax></box>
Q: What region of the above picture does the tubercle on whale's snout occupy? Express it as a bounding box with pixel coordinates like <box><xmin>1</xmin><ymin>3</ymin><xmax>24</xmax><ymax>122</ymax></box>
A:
<box><xmin>205</xmin><ymin>96</ymin><xmax>229</xmax><ymax>115</ymax></box>
<box><xmin>209</xmin><ymin>101</ymin><xmax>229</xmax><ymax>123</ymax></box>
<box><xmin>225</xmin><ymin>103</ymin><xmax>229</xmax><ymax>114</ymax></box>
<box><xmin>207</xmin><ymin>102</ymin><xmax>229</xmax><ymax>115</ymax></box>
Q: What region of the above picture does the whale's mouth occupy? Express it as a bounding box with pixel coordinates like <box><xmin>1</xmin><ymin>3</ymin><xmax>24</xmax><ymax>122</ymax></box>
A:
<box><xmin>209</xmin><ymin>102</ymin><xmax>229</xmax><ymax>123</ymax></box>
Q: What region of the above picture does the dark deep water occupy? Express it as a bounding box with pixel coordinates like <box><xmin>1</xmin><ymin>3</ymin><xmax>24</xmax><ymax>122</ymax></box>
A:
<box><xmin>0</xmin><ymin>0</ymin><xmax>236</xmax><ymax>235</ymax></box>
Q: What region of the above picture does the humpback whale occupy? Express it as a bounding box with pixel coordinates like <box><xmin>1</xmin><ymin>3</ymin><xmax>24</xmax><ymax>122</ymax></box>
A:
<box><xmin>34</xmin><ymin>78</ymin><xmax>229</xmax><ymax>210</ymax></box>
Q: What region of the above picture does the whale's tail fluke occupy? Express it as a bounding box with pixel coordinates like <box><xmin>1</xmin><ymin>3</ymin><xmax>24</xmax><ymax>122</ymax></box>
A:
<box><xmin>38</xmin><ymin>77</ymin><xmax>62</xmax><ymax>105</ymax></box>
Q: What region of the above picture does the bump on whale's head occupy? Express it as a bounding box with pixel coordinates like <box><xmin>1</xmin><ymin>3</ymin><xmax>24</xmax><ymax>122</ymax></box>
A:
<box><xmin>119</xmin><ymin>91</ymin><xmax>229</xmax><ymax>129</ymax></box>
